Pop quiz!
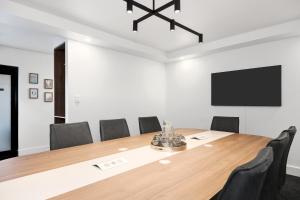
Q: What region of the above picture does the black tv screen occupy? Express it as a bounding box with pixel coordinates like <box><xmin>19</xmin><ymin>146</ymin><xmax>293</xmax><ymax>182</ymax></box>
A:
<box><xmin>211</xmin><ymin>65</ymin><xmax>281</xmax><ymax>106</ymax></box>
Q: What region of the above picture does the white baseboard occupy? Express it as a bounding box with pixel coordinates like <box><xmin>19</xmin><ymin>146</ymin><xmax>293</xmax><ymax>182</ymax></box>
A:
<box><xmin>18</xmin><ymin>145</ymin><xmax>50</xmax><ymax>156</ymax></box>
<box><xmin>287</xmin><ymin>164</ymin><xmax>300</xmax><ymax>177</ymax></box>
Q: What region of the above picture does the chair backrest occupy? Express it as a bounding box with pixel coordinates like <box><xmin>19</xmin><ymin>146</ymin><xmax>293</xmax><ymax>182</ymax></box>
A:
<box><xmin>211</xmin><ymin>116</ymin><xmax>239</xmax><ymax>133</ymax></box>
<box><xmin>260</xmin><ymin>131</ymin><xmax>290</xmax><ymax>200</ymax></box>
<box><xmin>138</xmin><ymin>116</ymin><xmax>162</xmax><ymax>134</ymax></box>
<box><xmin>100</xmin><ymin>118</ymin><xmax>130</xmax><ymax>141</ymax></box>
<box><xmin>217</xmin><ymin>147</ymin><xmax>274</xmax><ymax>200</ymax></box>
<box><xmin>50</xmin><ymin>122</ymin><xmax>93</xmax><ymax>150</ymax></box>
<box><xmin>279</xmin><ymin>126</ymin><xmax>297</xmax><ymax>189</ymax></box>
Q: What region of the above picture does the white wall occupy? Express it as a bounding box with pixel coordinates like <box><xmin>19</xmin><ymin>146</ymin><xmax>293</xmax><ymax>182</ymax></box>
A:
<box><xmin>2</xmin><ymin>37</ymin><xmax>300</xmax><ymax>176</ymax></box>
<box><xmin>165</xmin><ymin>37</ymin><xmax>300</xmax><ymax>175</ymax></box>
<box><xmin>0</xmin><ymin>41</ymin><xmax>166</xmax><ymax>154</ymax></box>
<box><xmin>0</xmin><ymin>46</ymin><xmax>54</xmax><ymax>155</ymax></box>
<box><xmin>66</xmin><ymin>40</ymin><xmax>166</xmax><ymax>141</ymax></box>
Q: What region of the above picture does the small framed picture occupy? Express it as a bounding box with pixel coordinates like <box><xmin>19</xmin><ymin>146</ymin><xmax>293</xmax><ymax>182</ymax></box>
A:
<box><xmin>44</xmin><ymin>92</ymin><xmax>53</xmax><ymax>102</ymax></box>
<box><xmin>29</xmin><ymin>73</ymin><xmax>39</xmax><ymax>84</ymax></box>
<box><xmin>29</xmin><ymin>88</ymin><xmax>38</xmax><ymax>99</ymax></box>
<box><xmin>44</xmin><ymin>79</ymin><xmax>53</xmax><ymax>89</ymax></box>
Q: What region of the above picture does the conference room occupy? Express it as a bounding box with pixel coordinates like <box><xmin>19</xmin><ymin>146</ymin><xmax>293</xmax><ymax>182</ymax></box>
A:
<box><xmin>0</xmin><ymin>0</ymin><xmax>300</xmax><ymax>199</ymax></box>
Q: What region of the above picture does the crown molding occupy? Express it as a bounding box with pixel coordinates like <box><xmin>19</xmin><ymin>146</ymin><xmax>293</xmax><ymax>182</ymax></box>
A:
<box><xmin>166</xmin><ymin>19</ymin><xmax>300</xmax><ymax>62</ymax></box>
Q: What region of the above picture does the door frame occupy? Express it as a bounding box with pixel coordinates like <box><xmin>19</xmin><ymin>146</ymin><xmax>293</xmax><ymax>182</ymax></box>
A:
<box><xmin>0</xmin><ymin>65</ymin><xmax>18</xmax><ymax>160</ymax></box>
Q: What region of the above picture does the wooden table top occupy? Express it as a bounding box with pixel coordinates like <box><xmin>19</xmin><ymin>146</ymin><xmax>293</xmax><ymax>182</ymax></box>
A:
<box><xmin>0</xmin><ymin>129</ymin><xmax>270</xmax><ymax>200</ymax></box>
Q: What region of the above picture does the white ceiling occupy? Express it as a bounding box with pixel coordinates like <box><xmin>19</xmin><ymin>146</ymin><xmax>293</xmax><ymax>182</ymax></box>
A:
<box><xmin>0</xmin><ymin>23</ymin><xmax>64</xmax><ymax>54</ymax></box>
<box><xmin>9</xmin><ymin>0</ymin><xmax>300</xmax><ymax>52</ymax></box>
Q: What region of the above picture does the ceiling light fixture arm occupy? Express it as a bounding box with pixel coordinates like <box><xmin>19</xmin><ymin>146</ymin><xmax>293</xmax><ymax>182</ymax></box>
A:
<box><xmin>123</xmin><ymin>0</ymin><xmax>203</xmax><ymax>43</ymax></box>
<box><xmin>136</xmin><ymin>1</ymin><xmax>174</xmax><ymax>24</ymax></box>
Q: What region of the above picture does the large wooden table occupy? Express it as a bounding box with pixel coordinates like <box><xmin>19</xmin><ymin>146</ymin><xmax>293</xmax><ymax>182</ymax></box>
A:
<box><xmin>0</xmin><ymin>129</ymin><xmax>270</xmax><ymax>200</ymax></box>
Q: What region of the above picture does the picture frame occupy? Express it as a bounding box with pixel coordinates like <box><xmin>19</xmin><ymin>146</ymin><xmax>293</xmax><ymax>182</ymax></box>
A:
<box><xmin>44</xmin><ymin>92</ymin><xmax>53</xmax><ymax>102</ymax></box>
<box><xmin>44</xmin><ymin>79</ymin><xmax>53</xmax><ymax>89</ymax></box>
<box><xmin>29</xmin><ymin>73</ymin><xmax>39</xmax><ymax>84</ymax></box>
<box><xmin>29</xmin><ymin>88</ymin><xmax>38</xmax><ymax>99</ymax></box>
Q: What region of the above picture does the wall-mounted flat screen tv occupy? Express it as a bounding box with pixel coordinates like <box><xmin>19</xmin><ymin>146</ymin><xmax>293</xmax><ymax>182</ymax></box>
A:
<box><xmin>211</xmin><ymin>65</ymin><xmax>281</xmax><ymax>106</ymax></box>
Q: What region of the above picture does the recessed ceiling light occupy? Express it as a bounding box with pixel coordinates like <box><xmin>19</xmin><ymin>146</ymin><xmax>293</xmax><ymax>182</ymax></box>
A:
<box><xmin>84</xmin><ymin>37</ymin><xmax>92</xmax><ymax>43</ymax></box>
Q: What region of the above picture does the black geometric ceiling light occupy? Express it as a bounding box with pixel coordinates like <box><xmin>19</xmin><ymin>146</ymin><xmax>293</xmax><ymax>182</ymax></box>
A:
<box><xmin>123</xmin><ymin>0</ymin><xmax>203</xmax><ymax>43</ymax></box>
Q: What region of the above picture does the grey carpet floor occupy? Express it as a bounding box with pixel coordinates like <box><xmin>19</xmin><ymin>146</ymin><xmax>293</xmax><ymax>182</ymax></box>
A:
<box><xmin>280</xmin><ymin>175</ymin><xmax>300</xmax><ymax>200</ymax></box>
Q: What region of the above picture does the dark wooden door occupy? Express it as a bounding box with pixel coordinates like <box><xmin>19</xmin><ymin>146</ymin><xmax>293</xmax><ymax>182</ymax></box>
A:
<box><xmin>54</xmin><ymin>43</ymin><xmax>66</xmax><ymax>124</ymax></box>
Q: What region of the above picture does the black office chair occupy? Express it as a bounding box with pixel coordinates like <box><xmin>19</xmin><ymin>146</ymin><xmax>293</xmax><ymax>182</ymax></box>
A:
<box><xmin>50</xmin><ymin>122</ymin><xmax>93</xmax><ymax>150</ymax></box>
<box><xmin>210</xmin><ymin>116</ymin><xmax>239</xmax><ymax>133</ymax></box>
<box><xmin>279</xmin><ymin>126</ymin><xmax>297</xmax><ymax>190</ymax></box>
<box><xmin>138</xmin><ymin>116</ymin><xmax>162</xmax><ymax>134</ymax></box>
<box><xmin>214</xmin><ymin>147</ymin><xmax>273</xmax><ymax>200</ymax></box>
<box><xmin>260</xmin><ymin>131</ymin><xmax>290</xmax><ymax>200</ymax></box>
<box><xmin>100</xmin><ymin>118</ymin><xmax>130</xmax><ymax>141</ymax></box>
